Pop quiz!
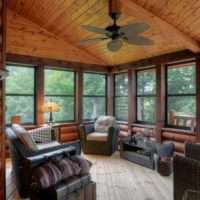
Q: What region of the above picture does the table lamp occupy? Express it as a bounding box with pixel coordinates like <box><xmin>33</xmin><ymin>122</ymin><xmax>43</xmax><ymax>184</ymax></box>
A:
<box><xmin>43</xmin><ymin>99</ymin><xmax>60</xmax><ymax>125</ymax></box>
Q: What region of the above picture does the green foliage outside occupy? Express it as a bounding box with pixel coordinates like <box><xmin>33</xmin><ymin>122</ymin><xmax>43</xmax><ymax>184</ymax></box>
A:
<box><xmin>114</xmin><ymin>74</ymin><xmax>128</xmax><ymax>120</ymax></box>
<box><xmin>5</xmin><ymin>64</ymin><xmax>196</xmax><ymax>128</ymax></box>
<box><xmin>137</xmin><ymin>70</ymin><xmax>156</xmax><ymax>123</ymax></box>
<box><xmin>167</xmin><ymin>65</ymin><xmax>196</xmax><ymax>125</ymax></box>
<box><xmin>83</xmin><ymin>73</ymin><xmax>106</xmax><ymax>120</ymax></box>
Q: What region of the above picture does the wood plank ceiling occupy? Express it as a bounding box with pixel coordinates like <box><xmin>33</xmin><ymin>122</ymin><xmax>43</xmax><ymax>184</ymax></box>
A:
<box><xmin>7</xmin><ymin>0</ymin><xmax>200</xmax><ymax>66</ymax></box>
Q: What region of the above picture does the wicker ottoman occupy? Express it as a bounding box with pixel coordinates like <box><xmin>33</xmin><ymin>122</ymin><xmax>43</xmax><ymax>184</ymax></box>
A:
<box><xmin>157</xmin><ymin>158</ymin><xmax>172</xmax><ymax>176</ymax></box>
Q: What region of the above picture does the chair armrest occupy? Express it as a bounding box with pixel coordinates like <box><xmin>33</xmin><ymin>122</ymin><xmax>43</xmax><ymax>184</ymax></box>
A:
<box><xmin>23</xmin><ymin>140</ymin><xmax>80</xmax><ymax>158</ymax></box>
<box><xmin>173</xmin><ymin>155</ymin><xmax>200</xmax><ymax>200</ymax></box>
<box><xmin>185</xmin><ymin>142</ymin><xmax>200</xmax><ymax>161</ymax></box>
<box><xmin>23</xmin><ymin>146</ymin><xmax>77</xmax><ymax>194</ymax></box>
<box><xmin>79</xmin><ymin>124</ymin><xmax>94</xmax><ymax>141</ymax></box>
<box><xmin>108</xmin><ymin>125</ymin><xmax>120</xmax><ymax>142</ymax></box>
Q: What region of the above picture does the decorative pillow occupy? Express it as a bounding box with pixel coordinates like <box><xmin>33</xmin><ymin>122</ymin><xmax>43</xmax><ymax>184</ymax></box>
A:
<box><xmin>69</xmin><ymin>155</ymin><xmax>92</xmax><ymax>175</ymax></box>
<box><xmin>31</xmin><ymin>162</ymin><xmax>62</xmax><ymax>189</ymax></box>
<box><xmin>95</xmin><ymin>116</ymin><xmax>116</xmax><ymax>133</ymax></box>
<box><xmin>52</xmin><ymin>158</ymin><xmax>80</xmax><ymax>180</ymax></box>
<box><xmin>28</xmin><ymin>126</ymin><xmax>53</xmax><ymax>143</ymax></box>
<box><xmin>11</xmin><ymin>124</ymin><xmax>38</xmax><ymax>151</ymax></box>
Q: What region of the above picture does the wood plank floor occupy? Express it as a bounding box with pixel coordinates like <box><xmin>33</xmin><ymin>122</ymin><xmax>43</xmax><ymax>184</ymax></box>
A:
<box><xmin>6</xmin><ymin>152</ymin><xmax>173</xmax><ymax>200</ymax></box>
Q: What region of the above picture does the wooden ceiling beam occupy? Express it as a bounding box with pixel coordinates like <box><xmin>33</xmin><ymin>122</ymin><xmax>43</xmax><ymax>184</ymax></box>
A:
<box><xmin>111</xmin><ymin>50</ymin><xmax>195</xmax><ymax>73</ymax></box>
<box><xmin>6</xmin><ymin>53</ymin><xmax>111</xmax><ymax>74</ymax></box>
<box><xmin>119</xmin><ymin>0</ymin><xmax>200</xmax><ymax>53</ymax></box>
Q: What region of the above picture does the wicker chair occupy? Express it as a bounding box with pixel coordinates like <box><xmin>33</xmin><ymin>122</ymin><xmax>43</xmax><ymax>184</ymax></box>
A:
<box><xmin>79</xmin><ymin>117</ymin><xmax>119</xmax><ymax>156</ymax></box>
<box><xmin>155</xmin><ymin>143</ymin><xmax>175</xmax><ymax>176</ymax></box>
<box><xmin>173</xmin><ymin>142</ymin><xmax>200</xmax><ymax>200</ymax></box>
<box><xmin>6</xmin><ymin>127</ymin><xmax>81</xmax><ymax>199</ymax></box>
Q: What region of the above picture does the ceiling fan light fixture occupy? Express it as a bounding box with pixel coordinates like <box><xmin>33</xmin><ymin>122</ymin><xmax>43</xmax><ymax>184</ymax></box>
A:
<box><xmin>107</xmin><ymin>39</ymin><xmax>123</xmax><ymax>52</ymax></box>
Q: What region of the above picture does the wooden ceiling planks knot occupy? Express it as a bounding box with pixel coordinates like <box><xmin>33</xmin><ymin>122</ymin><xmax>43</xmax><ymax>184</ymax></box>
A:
<box><xmin>7</xmin><ymin>0</ymin><xmax>200</xmax><ymax>65</ymax></box>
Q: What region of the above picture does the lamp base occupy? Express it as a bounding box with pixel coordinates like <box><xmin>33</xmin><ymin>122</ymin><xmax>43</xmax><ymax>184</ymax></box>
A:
<box><xmin>46</xmin><ymin>121</ymin><xmax>55</xmax><ymax>126</ymax></box>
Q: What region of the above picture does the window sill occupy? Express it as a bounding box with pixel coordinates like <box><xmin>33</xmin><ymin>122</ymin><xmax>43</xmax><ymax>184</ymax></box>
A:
<box><xmin>117</xmin><ymin>121</ymin><xmax>128</xmax><ymax>125</ymax></box>
<box><xmin>161</xmin><ymin>127</ymin><xmax>195</xmax><ymax>135</ymax></box>
<box><xmin>132</xmin><ymin>123</ymin><xmax>155</xmax><ymax>128</ymax></box>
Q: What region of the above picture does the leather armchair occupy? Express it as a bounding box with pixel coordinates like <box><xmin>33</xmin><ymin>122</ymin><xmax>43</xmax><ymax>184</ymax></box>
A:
<box><xmin>173</xmin><ymin>142</ymin><xmax>200</xmax><ymax>200</ymax></box>
<box><xmin>6</xmin><ymin>127</ymin><xmax>81</xmax><ymax>199</ymax></box>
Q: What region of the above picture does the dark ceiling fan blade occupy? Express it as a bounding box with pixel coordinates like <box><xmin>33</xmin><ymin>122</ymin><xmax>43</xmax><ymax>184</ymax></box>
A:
<box><xmin>77</xmin><ymin>37</ymin><xmax>109</xmax><ymax>45</ymax></box>
<box><xmin>119</xmin><ymin>23</ymin><xmax>150</xmax><ymax>36</ymax></box>
<box><xmin>107</xmin><ymin>39</ymin><xmax>123</xmax><ymax>52</ymax></box>
<box><xmin>123</xmin><ymin>35</ymin><xmax>154</xmax><ymax>45</ymax></box>
<box><xmin>81</xmin><ymin>25</ymin><xmax>112</xmax><ymax>36</ymax></box>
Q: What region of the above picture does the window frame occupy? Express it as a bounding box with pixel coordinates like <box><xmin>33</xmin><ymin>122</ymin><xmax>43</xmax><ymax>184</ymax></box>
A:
<box><xmin>114</xmin><ymin>73</ymin><xmax>128</xmax><ymax>121</ymax></box>
<box><xmin>5</xmin><ymin>63</ymin><xmax>36</xmax><ymax>125</ymax></box>
<box><xmin>83</xmin><ymin>72</ymin><xmax>107</xmax><ymax>121</ymax></box>
<box><xmin>136</xmin><ymin>67</ymin><xmax>156</xmax><ymax>125</ymax></box>
<box><xmin>165</xmin><ymin>61</ymin><xmax>196</xmax><ymax>130</ymax></box>
<box><xmin>44</xmin><ymin>67</ymin><xmax>76</xmax><ymax>123</ymax></box>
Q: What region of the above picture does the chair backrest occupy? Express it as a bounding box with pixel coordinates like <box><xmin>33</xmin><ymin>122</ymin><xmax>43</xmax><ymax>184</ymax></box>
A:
<box><xmin>94</xmin><ymin>116</ymin><xmax>116</xmax><ymax>133</ymax></box>
<box><xmin>155</xmin><ymin>142</ymin><xmax>175</xmax><ymax>157</ymax></box>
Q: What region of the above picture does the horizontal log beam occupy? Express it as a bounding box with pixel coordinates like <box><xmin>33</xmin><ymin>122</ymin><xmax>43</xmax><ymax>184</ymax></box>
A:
<box><xmin>111</xmin><ymin>50</ymin><xmax>195</xmax><ymax>73</ymax></box>
<box><xmin>6</xmin><ymin>53</ymin><xmax>111</xmax><ymax>73</ymax></box>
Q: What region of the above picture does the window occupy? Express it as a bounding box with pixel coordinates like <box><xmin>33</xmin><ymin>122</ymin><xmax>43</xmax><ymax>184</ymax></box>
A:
<box><xmin>114</xmin><ymin>73</ymin><xmax>128</xmax><ymax>121</ymax></box>
<box><xmin>166</xmin><ymin>63</ymin><xmax>196</xmax><ymax>129</ymax></box>
<box><xmin>83</xmin><ymin>73</ymin><xmax>106</xmax><ymax>120</ymax></box>
<box><xmin>44</xmin><ymin>68</ymin><xmax>75</xmax><ymax>122</ymax></box>
<box><xmin>5</xmin><ymin>64</ymin><xmax>35</xmax><ymax>124</ymax></box>
<box><xmin>136</xmin><ymin>69</ymin><xmax>156</xmax><ymax>123</ymax></box>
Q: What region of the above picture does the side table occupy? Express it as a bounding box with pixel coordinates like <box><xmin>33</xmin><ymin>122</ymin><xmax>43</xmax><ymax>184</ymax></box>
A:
<box><xmin>156</xmin><ymin>158</ymin><xmax>173</xmax><ymax>176</ymax></box>
<box><xmin>120</xmin><ymin>137</ymin><xmax>155</xmax><ymax>169</ymax></box>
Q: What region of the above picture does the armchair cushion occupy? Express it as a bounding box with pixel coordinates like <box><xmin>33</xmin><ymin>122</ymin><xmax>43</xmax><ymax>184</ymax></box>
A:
<box><xmin>36</xmin><ymin>141</ymin><xmax>60</xmax><ymax>150</ymax></box>
<box><xmin>28</xmin><ymin>126</ymin><xmax>53</xmax><ymax>143</ymax></box>
<box><xmin>86</xmin><ymin>132</ymin><xmax>108</xmax><ymax>142</ymax></box>
<box><xmin>11</xmin><ymin>124</ymin><xmax>38</xmax><ymax>151</ymax></box>
<box><xmin>94</xmin><ymin>116</ymin><xmax>116</xmax><ymax>133</ymax></box>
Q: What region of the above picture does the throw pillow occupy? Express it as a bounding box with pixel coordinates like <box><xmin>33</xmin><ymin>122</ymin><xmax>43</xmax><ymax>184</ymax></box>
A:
<box><xmin>95</xmin><ymin>116</ymin><xmax>116</xmax><ymax>133</ymax></box>
<box><xmin>28</xmin><ymin>126</ymin><xmax>53</xmax><ymax>143</ymax></box>
<box><xmin>31</xmin><ymin>162</ymin><xmax>62</xmax><ymax>189</ymax></box>
<box><xmin>52</xmin><ymin>158</ymin><xmax>80</xmax><ymax>180</ymax></box>
<box><xmin>69</xmin><ymin>155</ymin><xmax>92</xmax><ymax>175</ymax></box>
<box><xmin>11</xmin><ymin>124</ymin><xmax>38</xmax><ymax>151</ymax></box>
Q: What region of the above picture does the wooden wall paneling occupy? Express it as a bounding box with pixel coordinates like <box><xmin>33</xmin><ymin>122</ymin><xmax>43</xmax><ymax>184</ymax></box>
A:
<box><xmin>75</xmin><ymin>69</ymin><xmax>83</xmax><ymax>125</ymax></box>
<box><xmin>156</xmin><ymin>64</ymin><xmax>165</xmax><ymax>143</ymax></box>
<box><xmin>107</xmin><ymin>73</ymin><xmax>114</xmax><ymax>116</ymax></box>
<box><xmin>0</xmin><ymin>0</ymin><xmax>6</xmax><ymax>199</ymax></box>
<box><xmin>6</xmin><ymin>53</ymin><xmax>110</xmax><ymax>73</ymax></box>
<box><xmin>35</xmin><ymin>66</ymin><xmax>44</xmax><ymax>125</ymax></box>
<box><xmin>119</xmin><ymin>0</ymin><xmax>200</xmax><ymax>53</ymax></box>
<box><xmin>128</xmin><ymin>70</ymin><xmax>136</xmax><ymax>130</ymax></box>
<box><xmin>195</xmin><ymin>54</ymin><xmax>200</xmax><ymax>142</ymax></box>
<box><xmin>111</xmin><ymin>50</ymin><xmax>195</xmax><ymax>73</ymax></box>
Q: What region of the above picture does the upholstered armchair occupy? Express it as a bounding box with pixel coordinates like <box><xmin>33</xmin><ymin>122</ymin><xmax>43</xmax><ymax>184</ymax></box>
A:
<box><xmin>173</xmin><ymin>142</ymin><xmax>200</xmax><ymax>200</ymax></box>
<box><xmin>6</xmin><ymin>126</ymin><xmax>81</xmax><ymax>199</ymax></box>
<box><xmin>79</xmin><ymin>116</ymin><xmax>120</xmax><ymax>156</ymax></box>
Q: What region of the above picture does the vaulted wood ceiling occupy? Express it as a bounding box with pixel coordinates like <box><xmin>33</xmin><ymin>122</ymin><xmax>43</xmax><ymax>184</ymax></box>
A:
<box><xmin>7</xmin><ymin>0</ymin><xmax>200</xmax><ymax>66</ymax></box>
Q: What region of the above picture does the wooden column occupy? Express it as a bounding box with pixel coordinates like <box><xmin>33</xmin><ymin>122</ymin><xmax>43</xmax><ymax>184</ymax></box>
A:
<box><xmin>0</xmin><ymin>0</ymin><xmax>6</xmax><ymax>199</ymax></box>
<box><xmin>107</xmin><ymin>73</ymin><xmax>114</xmax><ymax>116</ymax></box>
<box><xmin>36</xmin><ymin>66</ymin><xmax>44</xmax><ymax>125</ymax></box>
<box><xmin>195</xmin><ymin>55</ymin><xmax>200</xmax><ymax>142</ymax></box>
<box><xmin>75</xmin><ymin>69</ymin><xmax>83</xmax><ymax>124</ymax></box>
<box><xmin>128</xmin><ymin>70</ymin><xmax>136</xmax><ymax>130</ymax></box>
<box><xmin>156</xmin><ymin>64</ymin><xmax>165</xmax><ymax>143</ymax></box>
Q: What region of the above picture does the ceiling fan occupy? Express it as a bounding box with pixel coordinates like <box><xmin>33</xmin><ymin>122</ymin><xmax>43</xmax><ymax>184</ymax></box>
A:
<box><xmin>77</xmin><ymin>12</ymin><xmax>154</xmax><ymax>52</ymax></box>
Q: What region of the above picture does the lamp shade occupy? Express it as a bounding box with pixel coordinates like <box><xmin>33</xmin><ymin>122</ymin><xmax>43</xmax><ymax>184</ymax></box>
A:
<box><xmin>43</xmin><ymin>101</ymin><xmax>60</xmax><ymax>112</ymax></box>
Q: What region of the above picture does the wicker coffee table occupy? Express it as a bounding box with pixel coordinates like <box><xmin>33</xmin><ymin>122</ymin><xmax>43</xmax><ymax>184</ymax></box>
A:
<box><xmin>120</xmin><ymin>137</ymin><xmax>155</xmax><ymax>169</ymax></box>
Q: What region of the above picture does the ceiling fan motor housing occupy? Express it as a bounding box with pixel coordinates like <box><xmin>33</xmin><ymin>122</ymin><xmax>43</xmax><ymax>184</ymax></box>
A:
<box><xmin>105</xmin><ymin>25</ymin><xmax>121</xmax><ymax>40</ymax></box>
